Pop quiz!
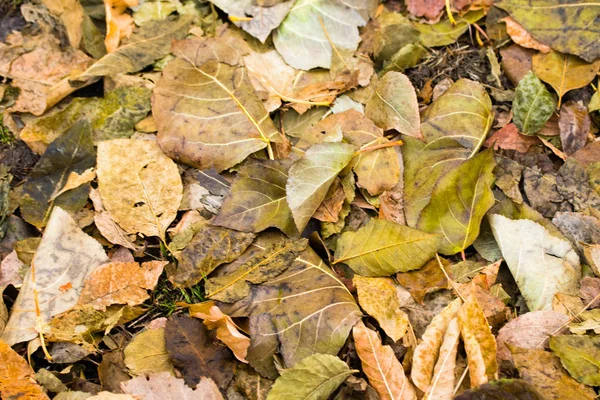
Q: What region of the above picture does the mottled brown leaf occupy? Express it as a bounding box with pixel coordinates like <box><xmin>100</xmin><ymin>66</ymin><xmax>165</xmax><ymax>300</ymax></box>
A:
<box><xmin>396</xmin><ymin>257</ymin><xmax>450</xmax><ymax>304</ymax></box>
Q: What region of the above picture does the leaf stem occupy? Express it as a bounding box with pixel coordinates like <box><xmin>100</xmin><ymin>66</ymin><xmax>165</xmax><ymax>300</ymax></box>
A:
<box><xmin>353</xmin><ymin>140</ymin><xmax>403</xmax><ymax>156</ymax></box>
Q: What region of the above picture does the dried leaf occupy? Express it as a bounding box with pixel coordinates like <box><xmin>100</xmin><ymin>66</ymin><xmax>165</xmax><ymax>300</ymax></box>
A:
<box><xmin>413</xmin><ymin>10</ymin><xmax>484</xmax><ymax>47</ymax></box>
<box><xmin>97</xmin><ymin>139</ymin><xmax>183</xmax><ymax>241</ymax></box>
<box><xmin>559</xmin><ymin>100</ymin><xmax>591</xmax><ymax>155</ymax></box>
<box><xmin>500</xmin><ymin>43</ymin><xmax>534</xmax><ymax>86</ymax></box>
<box><xmin>512</xmin><ymin>71</ymin><xmax>556</xmax><ymax>135</ymax></box>
<box><xmin>406</xmin><ymin>0</ymin><xmax>445</xmax><ymax>21</ymax></box>
<box><xmin>104</xmin><ymin>0</ymin><xmax>137</xmax><ymax>53</ymax></box>
<box><xmin>42</xmin><ymin>0</ymin><xmax>84</xmax><ymax>48</ymax></box>
<box><xmin>354</xmin><ymin>276</ymin><xmax>409</xmax><ymax>342</ymax></box>
<box><xmin>353</xmin><ymin>320</ymin><xmax>416</xmax><ymax>400</ymax></box>
<box><xmin>396</xmin><ymin>258</ymin><xmax>450</xmax><ymax>304</ymax></box>
<box><xmin>267</xmin><ymin>354</ymin><xmax>356</xmax><ymax>400</ymax></box>
<box><xmin>334</xmin><ymin>219</ymin><xmax>441</xmax><ymax>276</ymax></box>
<box><xmin>426</xmin><ymin>318</ymin><xmax>460</xmax><ymax>400</ymax></box>
<box><xmin>0</xmin><ymin>338</ymin><xmax>50</xmax><ymax>400</ymax></box>
<box><xmin>502</xmin><ymin>17</ymin><xmax>551</xmax><ymax>53</ymax></box>
<box><xmin>122</xmin><ymin>372</ymin><xmax>223</xmax><ymax>400</ymax></box>
<box><xmin>1</xmin><ymin>208</ymin><xmax>109</xmax><ymax>345</ymax></box>
<box><xmin>124</xmin><ymin>327</ymin><xmax>175</xmax><ymax>376</ymax></box>
<box><xmin>454</xmin><ymin>379</ymin><xmax>545</xmax><ymax>400</ymax></box>
<box><xmin>489</xmin><ymin>214</ymin><xmax>581</xmax><ymax>311</ymax></box>
<box><xmin>484</xmin><ymin>123</ymin><xmax>540</xmax><ymax>153</ymax></box>
<box><xmin>550</xmin><ymin>335</ymin><xmax>600</xmax><ymax>386</ymax></box>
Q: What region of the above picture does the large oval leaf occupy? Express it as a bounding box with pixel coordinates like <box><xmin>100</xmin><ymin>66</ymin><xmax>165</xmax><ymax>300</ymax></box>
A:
<box><xmin>512</xmin><ymin>71</ymin><xmax>556</xmax><ymax>135</ymax></box>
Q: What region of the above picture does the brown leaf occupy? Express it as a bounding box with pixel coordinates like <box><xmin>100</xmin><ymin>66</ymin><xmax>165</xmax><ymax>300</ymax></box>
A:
<box><xmin>42</xmin><ymin>0</ymin><xmax>84</xmax><ymax>48</ymax></box>
<box><xmin>165</xmin><ymin>313</ymin><xmax>234</xmax><ymax>390</ymax></box>
<box><xmin>313</xmin><ymin>178</ymin><xmax>346</xmax><ymax>222</ymax></box>
<box><xmin>77</xmin><ymin>261</ymin><xmax>166</xmax><ymax>311</ymax></box>
<box><xmin>499</xmin><ymin>44</ymin><xmax>534</xmax><ymax>86</ymax></box>
<box><xmin>484</xmin><ymin>123</ymin><xmax>540</xmax><ymax>153</ymax></box>
<box><xmin>396</xmin><ymin>258</ymin><xmax>450</xmax><ymax>304</ymax></box>
<box><xmin>559</xmin><ymin>101</ymin><xmax>591</xmax><ymax>155</ymax></box>
<box><xmin>502</xmin><ymin>17</ymin><xmax>551</xmax><ymax>53</ymax></box>
<box><xmin>406</xmin><ymin>0</ymin><xmax>445</xmax><ymax>21</ymax></box>
<box><xmin>99</xmin><ymin>351</ymin><xmax>130</xmax><ymax>393</ymax></box>
<box><xmin>121</xmin><ymin>372</ymin><xmax>223</xmax><ymax>400</ymax></box>
<box><xmin>0</xmin><ymin>338</ymin><xmax>49</xmax><ymax>400</ymax></box>
<box><xmin>426</xmin><ymin>318</ymin><xmax>460</xmax><ymax>400</ymax></box>
<box><xmin>353</xmin><ymin>320</ymin><xmax>416</xmax><ymax>400</ymax></box>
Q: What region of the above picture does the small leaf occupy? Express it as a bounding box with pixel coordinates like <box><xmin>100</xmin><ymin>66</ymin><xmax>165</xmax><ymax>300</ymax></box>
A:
<box><xmin>426</xmin><ymin>318</ymin><xmax>460</xmax><ymax>400</ymax></box>
<box><xmin>550</xmin><ymin>335</ymin><xmax>600</xmax><ymax>386</ymax></box>
<box><xmin>124</xmin><ymin>327</ymin><xmax>175</xmax><ymax>376</ymax></box>
<box><xmin>0</xmin><ymin>338</ymin><xmax>50</xmax><ymax>400</ymax></box>
<box><xmin>512</xmin><ymin>71</ymin><xmax>557</xmax><ymax>135</ymax></box>
<box><xmin>396</xmin><ymin>257</ymin><xmax>450</xmax><ymax>304</ymax></box>
<box><xmin>365</xmin><ymin>71</ymin><xmax>421</xmax><ymax>138</ymax></box>
<box><xmin>334</xmin><ymin>219</ymin><xmax>441</xmax><ymax>276</ymax></box>
<box><xmin>353</xmin><ymin>320</ymin><xmax>417</xmax><ymax>400</ymax></box>
<box><xmin>417</xmin><ymin>149</ymin><xmax>496</xmax><ymax>255</ymax></box>
<box><xmin>121</xmin><ymin>372</ymin><xmax>223</xmax><ymax>400</ymax></box>
<box><xmin>502</xmin><ymin>17</ymin><xmax>551</xmax><ymax>53</ymax></box>
<box><xmin>267</xmin><ymin>354</ymin><xmax>356</xmax><ymax>400</ymax></box>
<box><xmin>354</xmin><ymin>276</ymin><xmax>409</xmax><ymax>342</ymax></box>
<box><xmin>286</xmin><ymin>142</ymin><xmax>356</xmax><ymax>232</ymax></box>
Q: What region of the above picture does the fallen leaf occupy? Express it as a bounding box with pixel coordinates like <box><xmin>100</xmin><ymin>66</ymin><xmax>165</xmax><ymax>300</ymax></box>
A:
<box><xmin>104</xmin><ymin>0</ymin><xmax>138</xmax><ymax>53</ymax></box>
<box><xmin>334</xmin><ymin>218</ymin><xmax>441</xmax><ymax>276</ymax></box>
<box><xmin>500</xmin><ymin>43</ymin><xmax>534</xmax><ymax>86</ymax></box>
<box><xmin>122</xmin><ymin>372</ymin><xmax>223</xmax><ymax>400</ymax></box>
<box><xmin>353</xmin><ymin>320</ymin><xmax>416</xmax><ymax>400</ymax></box>
<box><xmin>454</xmin><ymin>379</ymin><xmax>545</xmax><ymax>400</ymax></box>
<box><xmin>569</xmin><ymin>309</ymin><xmax>600</xmax><ymax>334</ymax></box>
<box><xmin>273</xmin><ymin>0</ymin><xmax>368</xmax><ymax>70</ymax></box>
<box><xmin>313</xmin><ymin>177</ymin><xmax>346</xmax><ymax>222</ymax></box>
<box><xmin>426</xmin><ymin>317</ymin><xmax>460</xmax><ymax>400</ymax></box>
<box><xmin>502</xmin><ymin>17</ymin><xmax>551</xmax><ymax>53</ymax></box>
<box><xmin>354</xmin><ymin>276</ymin><xmax>409</xmax><ymax>342</ymax></box>
<box><xmin>489</xmin><ymin>214</ymin><xmax>580</xmax><ymax>311</ymax></box>
<box><xmin>77</xmin><ymin>261</ymin><xmax>166</xmax><ymax>310</ymax></box>
<box><xmin>124</xmin><ymin>327</ymin><xmax>175</xmax><ymax>376</ymax></box>
<box><xmin>406</xmin><ymin>0</ymin><xmax>445</xmax><ymax>21</ymax></box>
<box><xmin>0</xmin><ymin>338</ymin><xmax>50</xmax><ymax>400</ymax></box>
<box><xmin>20</xmin><ymin>121</ymin><xmax>95</xmax><ymax>229</ymax></box>
<box><xmin>417</xmin><ymin>149</ymin><xmax>495</xmax><ymax>255</ymax></box>
<box><xmin>98</xmin><ymin>350</ymin><xmax>130</xmax><ymax>393</ymax></box>
<box><xmin>267</xmin><ymin>354</ymin><xmax>356</xmax><ymax>400</ymax></box>
<box><xmin>49</xmin><ymin>168</ymin><xmax>96</xmax><ymax>201</ymax></box>
<box><xmin>396</xmin><ymin>257</ymin><xmax>450</xmax><ymax>304</ymax></box>
<box><xmin>484</xmin><ymin>123</ymin><xmax>540</xmax><ymax>153</ymax></box>
<box><xmin>1</xmin><ymin>207</ymin><xmax>109</xmax><ymax>345</ymax></box>
<box><xmin>97</xmin><ymin>139</ymin><xmax>183</xmax><ymax>241</ymax></box>
<box><xmin>559</xmin><ymin>101</ymin><xmax>591</xmax><ymax>155</ymax></box>
<box><xmin>165</xmin><ymin>313</ymin><xmax>234</xmax><ymax>390</ymax></box>
<box><xmin>550</xmin><ymin>335</ymin><xmax>600</xmax><ymax>386</ymax></box>
<box><xmin>512</xmin><ymin>71</ymin><xmax>556</xmax><ymax>135</ymax></box>
<box><xmin>496</xmin><ymin>0</ymin><xmax>600</xmax><ymax>63</ymax></box>
<box><xmin>42</xmin><ymin>0</ymin><xmax>84</xmax><ymax>48</ymax></box>
<box><xmin>286</xmin><ymin>142</ymin><xmax>355</xmax><ymax>232</ymax></box>
<box><xmin>132</xmin><ymin>1</ymin><xmax>178</xmax><ymax>26</ymax></box>
<box><xmin>365</xmin><ymin>71</ymin><xmax>421</xmax><ymax>137</ymax></box>
<box><xmin>413</xmin><ymin>10</ymin><xmax>484</xmax><ymax>47</ymax></box>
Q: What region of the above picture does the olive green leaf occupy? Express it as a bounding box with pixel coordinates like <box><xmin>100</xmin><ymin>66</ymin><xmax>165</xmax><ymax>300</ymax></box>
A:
<box><xmin>365</xmin><ymin>71</ymin><xmax>421</xmax><ymax>138</ymax></box>
<box><xmin>212</xmin><ymin>160</ymin><xmax>297</xmax><ymax>237</ymax></box>
<box><xmin>402</xmin><ymin>137</ymin><xmax>470</xmax><ymax>228</ymax></box>
<box><xmin>417</xmin><ymin>149</ymin><xmax>496</xmax><ymax>255</ymax></box>
<box><xmin>267</xmin><ymin>354</ymin><xmax>356</xmax><ymax>400</ymax></box>
<box><xmin>20</xmin><ymin>121</ymin><xmax>95</xmax><ymax>229</ymax></box>
<box><xmin>420</xmin><ymin>79</ymin><xmax>493</xmax><ymax>154</ymax></box>
<box><xmin>273</xmin><ymin>0</ymin><xmax>368</xmax><ymax>70</ymax></box>
<box><xmin>153</xmin><ymin>36</ymin><xmax>281</xmax><ymax>172</ymax></box>
<box><xmin>489</xmin><ymin>214</ymin><xmax>581</xmax><ymax>311</ymax></box>
<box><xmin>334</xmin><ymin>219</ymin><xmax>441</xmax><ymax>276</ymax></box>
<box><xmin>80</xmin><ymin>16</ymin><xmax>193</xmax><ymax>78</ymax></box>
<box><xmin>414</xmin><ymin>10</ymin><xmax>484</xmax><ymax>47</ymax></box>
<box><xmin>550</xmin><ymin>335</ymin><xmax>600</xmax><ymax>386</ymax></box>
<box><xmin>370</xmin><ymin>11</ymin><xmax>420</xmax><ymax>62</ymax></box>
<box><xmin>20</xmin><ymin>87</ymin><xmax>151</xmax><ymax>154</ymax></box>
<box><xmin>217</xmin><ymin>239</ymin><xmax>361</xmax><ymax>379</ymax></box>
<box><xmin>512</xmin><ymin>72</ymin><xmax>557</xmax><ymax>135</ymax></box>
<box><xmin>496</xmin><ymin>0</ymin><xmax>600</xmax><ymax>63</ymax></box>
<box><xmin>279</xmin><ymin>108</ymin><xmax>328</xmax><ymax>138</ymax></box>
<box><xmin>286</xmin><ymin>142</ymin><xmax>356</xmax><ymax>232</ymax></box>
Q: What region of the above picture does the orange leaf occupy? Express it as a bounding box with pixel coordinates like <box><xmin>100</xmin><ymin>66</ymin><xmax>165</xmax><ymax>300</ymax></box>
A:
<box><xmin>0</xmin><ymin>338</ymin><xmax>50</xmax><ymax>400</ymax></box>
<box><xmin>502</xmin><ymin>17</ymin><xmax>551</xmax><ymax>53</ymax></box>
<box><xmin>104</xmin><ymin>0</ymin><xmax>138</xmax><ymax>53</ymax></box>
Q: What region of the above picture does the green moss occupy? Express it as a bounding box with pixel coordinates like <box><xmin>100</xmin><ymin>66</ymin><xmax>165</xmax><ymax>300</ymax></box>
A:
<box><xmin>149</xmin><ymin>275</ymin><xmax>206</xmax><ymax>317</ymax></box>
<box><xmin>0</xmin><ymin>115</ymin><xmax>15</xmax><ymax>145</ymax></box>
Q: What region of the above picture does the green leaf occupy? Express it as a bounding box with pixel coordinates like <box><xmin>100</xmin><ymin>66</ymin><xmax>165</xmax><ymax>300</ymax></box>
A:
<box><xmin>334</xmin><ymin>219</ymin><xmax>440</xmax><ymax>276</ymax></box>
<box><xmin>365</xmin><ymin>71</ymin><xmax>421</xmax><ymax>138</ymax></box>
<box><xmin>454</xmin><ymin>379</ymin><xmax>545</xmax><ymax>400</ymax></box>
<box><xmin>20</xmin><ymin>121</ymin><xmax>95</xmax><ymax>228</ymax></box>
<box><xmin>267</xmin><ymin>354</ymin><xmax>356</xmax><ymax>400</ymax></box>
<box><xmin>417</xmin><ymin>149</ymin><xmax>496</xmax><ymax>255</ymax></box>
<box><xmin>420</xmin><ymin>79</ymin><xmax>493</xmax><ymax>154</ymax></box>
<box><xmin>81</xmin><ymin>15</ymin><xmax>193</xmax><ymax>77</ymax></box>
<box><xmin>213</xmin><ymin>160</ymin><xmax>297</xmax><ymax>236</ymax></box>
<box><xmin>414</xmin><ymin>10</ymin><xmax>484</xmax><ymax>47</ymax></box>
<box><xmin>496</xmin><ymin>0</ymin><xmax>600</xmax><ymax>63</ymax></box>
<box><xmin>512</xmin><ymin>71</ymin><xmax>557</xmax><ymax>135</ymax></box>
<box><xmin>550</xmin><ymin>335</ymin><xmax>600</xmax><ymax>386</ymax></box>
<box><xmin>489</xmin><ymin>214</ymin><xmax>581</xmax><ymax>311</ymax></box>
<box><xmin>273</xmin><ymin>0</ymin><xmax>367</xmax><ymax>70</ymax></box>
<box><xmin>286</xmin><ymin>142</ymin><xmax>356</xmax><ymax>232</ymax></box>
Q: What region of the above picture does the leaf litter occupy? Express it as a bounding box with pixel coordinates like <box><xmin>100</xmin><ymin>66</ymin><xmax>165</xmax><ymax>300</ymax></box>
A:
<box><xmin>1</xmin><ymin>0</ymin><xmax>600</xmax><ymax>398</ymax></box>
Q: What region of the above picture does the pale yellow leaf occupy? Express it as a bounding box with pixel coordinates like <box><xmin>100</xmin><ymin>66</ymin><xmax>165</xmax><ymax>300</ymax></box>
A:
<box><xmin>426</xmin><ymin>318</ymin><xmax>460</xmax><ymax>400</ymax></box>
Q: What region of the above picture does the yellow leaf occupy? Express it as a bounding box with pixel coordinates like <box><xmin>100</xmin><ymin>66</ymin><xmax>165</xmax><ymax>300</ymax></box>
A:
<box><xmin>49</xmin><ymin>167</ymin><xmax>96</xmax><ymax>201</ymax></box>
<box><xmin>124</xmin><ymin>327</ymin><xmax>175</xmax><ymax>376</ymax></box>
<box><xmin>42</xmin><ymin>0</ymin><xmax>84</xmax><ymax>48</ymax></box>
<box><xmin>0</xmin><ymin>338</ymin><xmax>49</xmax><ymax>400</ymax></box>
<box><xmin>104</xmin><ymin>0</ymin><xmax>138</xmax><ymax>53</ymax></box>
<box><xmin>426</xmin><ymin>318</ymin><xmax>460</xmax><ymax>400</ymax></box>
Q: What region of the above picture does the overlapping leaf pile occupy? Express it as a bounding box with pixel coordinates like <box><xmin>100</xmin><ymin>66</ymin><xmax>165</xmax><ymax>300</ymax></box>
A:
<box><xmin>1</xmin><ymin>0</ymin><xmax>600</xmax><ymax>398</ymax></box>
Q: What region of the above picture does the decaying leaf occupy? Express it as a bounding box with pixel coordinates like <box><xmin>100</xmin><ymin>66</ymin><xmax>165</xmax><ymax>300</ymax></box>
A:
<box><xmin>334</xmin><ymin>218</ymin><xmax>441</xmax><ymax>276</ymax></box>
<box><xmin>484</xmin><ymin>123</ymin><xmax>540</xmax><ymax>153</ymax></box>
<box><xmin>413</xmin><ymin>10</ymin><xmax>484</xmax><ymax>48</ymax></box>
<box><xmin>267</xmin><ymin>354</ymin><xmax>356</xmax><ymax>400</ymax></box>
<box><xmin>502</xmin><ymin>16</ymin><xmax>551</xmax><ymax>53</ymax></box>
<box><xmin>0</xmin><ymin>338</ymin><xmax>50</xmax><ymax>400</ymax></box>
<box><xmin>42</xmin><ymin>0</ymin><xmax>84</xmax><ymax>48</ymax></box>
<box><xmin>121</xmin><ymin>372</ymin><xmax>223</xmax><ymax>400</ymax></box>
<box><xmin>1</xmin><ymin>207</ymin><xmax>109</xmax><ymax>345</ymax></box>
<box><xmin>489</xmin><ymin>214</ymin><xmax>581</xmax><ymax>311</ymax></box>
<box><xmin>454</xmin><ymin>379</ymin><xmax>545</xmax><ymax>400</ymax></box>
<box><xmin>124</xmin><ymin>327</ymin><xmax>175</xmax><ymax>376</ymax></box>
<box><xmin>354</xmin><ymin>276</ymin><xmax>409</xmax><ymax>342</ymax></box>
<box><xmin>353</xmin><ymin>320</ymin><xmax>416</xmax><ymax>400</ymax></box>
<box><xmin>426</xmin><ymin>317</ymin><xmax>460</xmax><ymax>400</ymax></box>
<box><xmin>97</xmin><ymin>139</ymin><xmax>183</xmax><ymax>241</ymax></box>
<box><xmin>396</xmin><ymin>257</ymin><xmax>450</xmax><ymax>304</ymax></box>
<box><xmin>512</xmin><ymin>71</ymin><xmax>556</xmax><ymax>135</ymax></box>
<box><xmin>559</xmin><ymin>100</ymin><xmax>591</xmax><ymax>155</ymax></box>
<box><xmin>550</xmin><ymin>335</ymin><xmax>600</xmax><ymax>386</ymax></box>
<box><xmin>104</xmin><ymin>0</ymin><xmax>137</xmax><ymax>53</ymax></box>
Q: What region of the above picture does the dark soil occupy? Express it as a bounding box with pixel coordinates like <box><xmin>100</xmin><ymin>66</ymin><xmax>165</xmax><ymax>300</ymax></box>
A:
<box><xmin>0</xmin><ymin>140</ymin><xmax>39</xmax><ymax>185</ymax></box>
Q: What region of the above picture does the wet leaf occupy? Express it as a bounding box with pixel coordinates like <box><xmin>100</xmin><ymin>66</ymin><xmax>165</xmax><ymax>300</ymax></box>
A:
<box><xmin>353</xmin><ymin>320</ymin><xmax>416</xmax><ymax>400</ymax></box>
<box><xmin>273</xmin><ymin>0</ymin><xmax>367</xmax><ymax>70</ymax></box>
<box><xmin>550</xmin><ymin>335</ymin><xmax>600</xmax><ymax>386</ymax></box>
<box><xmin>496</xmin><ymin>0</ymin><xmax>600</xmax><ymax>62</ymax></box>
<box><xmin>334</xmin><ymin>218</ymin><xmax>441</xmax><ymax>276</ymax></box>
<box><xmin>489</xmin><ymin>214</ymin><xmax>581</xmax><ymax>311</ymax></box>
<box><xmin>365</xmin><ymin>71</ymin><xmax>421</xmax><ymax>137</ymax></box>
<box><xmin>0</xmin><ymin>338</ymin><xmax>50</xmax><ymax>400</ymax></box>
<box><xmin>165</xmin><ymin>313</ymin><xmax>234</xmax><ymax>390</ymax></box>
<box><xmin>121</xmin><ymin>372</ymin><xmax>223</xmax><ymax>400</ymax></box>
<box><xmin>426</xmin><ymin>317</ymin><xmax>460</xmax><ymax>400</ymax></box>
<box><xmin>286</xmin><ymin>142</ymin><xmax>356</xmax><ymax>232</ymax></box>
<box><xmin>354</xmin><ymin>276</ymin><xmax>409</xmax><ymax>342</ymax></box>
<box><xmin>502</xmin><ymin>16</ymin><xmax>551</xmax><ymax>53</ymax></box>
<box><xmin>1</xmin><ymin>207</ymin><xmax>109</xmax><ymax>345</ymax></box>
<box><xmin>77</xmin><ymin>261</ymin><xmax>166</xmax><ymax>310</ymax></box>
<box><xmin>124</xmin><ymin>327</ymin><xmax>175</xmax><ymax>376</ymax></box>
<box><xmin>417</xmin><ymin>149</ymin><xmax>496</xmax><ymax>255</ymax></box>
<box><xmin>97</xmin><ymin>139</ymin><xmax>183</xmax><ymax>241</ymax></box>
<box><xmin>513</xmin><ymin>72</ymin><xmax>557</xmax><ymax>135</ymax></box>
<box><xmin>267</xmin><ymin>354</ymin><xmax>356</xmax><ymax>400</ymax></box>
<box><xmin>81</xmin><ymin>16</ymin><xmax>192</xmax><ymax>77</ymax></box>
<box><xmin>20</xmin><ymin>121</ymin><xmax>95</xmax><ymax>229</ymax></box>
<box><xmin>396</xmin><ymin>257</ymin><xmax>450</xmax><ymax>304</ymax></box>
<box><xmin>213</xmin><ymin>160</ymin><xmax>297</xmax><ymax>236</ymax></box>
<box><xmin>454</xmin><ymin>379</ymin><xmax>545</xmax><ymax>400</ymax></box>
<box><xmin>169</xmin><ymin>226</ymin><xmax>255</xmax><ymax>288</ymax></box>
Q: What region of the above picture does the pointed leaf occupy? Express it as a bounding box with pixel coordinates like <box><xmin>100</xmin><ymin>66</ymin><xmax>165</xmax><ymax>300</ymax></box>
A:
<box><xmin>0</xmin><ymin>338</ymin><xmax>50</xmax><ymax>400</ymax></box>
<box><xmin>426</xmin><ymin>318</ymin><xmax>460</xmax><ymax>400</ymax></box>
<box><xmin>512</xmin><ymin>71</ymin><xmax>557</xmax><ymax>135</ymax></box>
<box><xmin>267</xmin><ymin>354</ymin><xmax>356</xmax><ymax>400</ymax></box>
<box><xmin>417</xmin><ymin>149</ymin><xmax>496</xmax><ymax>255</ymax></box>
<box><xmin>550</xmin><ymin>335</ymin><xmax>600</xmax><ymax>386</ymax></box>
<box><xmin>286</xmin><ymin>143</ymin><xmax>356</xmax><ymax>232</ymax></box>
<box><xmin>121</xmin><ymin>372</ymin><xmax>223</xmax><ymax>400</ymax></box>
<box><xmin>489</xmin><ymin>214</ymin><xmax>581</xmax><ymax>311</ymax></box>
